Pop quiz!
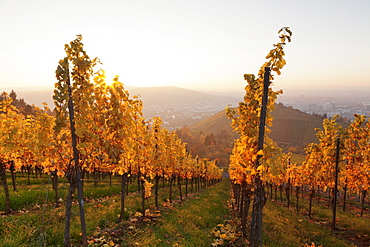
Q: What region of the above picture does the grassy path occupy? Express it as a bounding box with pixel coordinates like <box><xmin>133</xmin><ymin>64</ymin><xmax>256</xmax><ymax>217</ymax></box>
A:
<box><xmin>263</xmin><ymin>198</ymin><xmax>370</xmax><ymax>247</ymax></box>
<box><xmin>120</xmin><ymin>179</ymin><xmax>231</xmax><ymax>246</ymax></box>
<box><xmin>3</xmin><ymin>176</ymin><xmax>367</xmax><ymax>246</ymax></box>
<box><xmin>263</xmin><ymin>200</ymin><xmax>349</xmax><ymax>246</ymax></box>
<box><xmin>0</xmin><ymin>177</ymin><xmax>230</xmax><ymax>246</ymax></box>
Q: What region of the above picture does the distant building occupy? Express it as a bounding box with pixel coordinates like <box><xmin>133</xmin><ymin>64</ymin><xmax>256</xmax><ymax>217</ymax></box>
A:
<box><xmin>362</xmin><ymin>102</ymin><xmax>370</xmax><ymax>111</ymax></box>
<box><xmin>327</xmin><ymin>111</ymin><xmax>341</xmax><ymax>118</ymax></box>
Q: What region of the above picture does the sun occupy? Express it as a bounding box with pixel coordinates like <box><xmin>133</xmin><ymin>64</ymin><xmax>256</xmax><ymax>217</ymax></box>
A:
<box><xmin>103</xmin><ymin>71</ymin><xmax>120</xmax><ymax>86</ymax></box>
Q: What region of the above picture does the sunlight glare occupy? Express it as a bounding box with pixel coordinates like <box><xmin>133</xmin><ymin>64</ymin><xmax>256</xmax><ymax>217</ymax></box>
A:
<box><xmin>104</xmin><ymin>71</ymin><xmax>119</xmax><ymax>87</ymax></box>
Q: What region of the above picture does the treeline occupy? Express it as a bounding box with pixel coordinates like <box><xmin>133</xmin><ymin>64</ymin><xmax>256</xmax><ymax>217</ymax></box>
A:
<box><xmin>0</xmin><ymin>90</ymin><xmax>53</xmax><ymax>116</ymax></box>
<box><xmin>176</xmin><ymin>127</ymin><xmax>235</xmax><ymax>168</ymax></box>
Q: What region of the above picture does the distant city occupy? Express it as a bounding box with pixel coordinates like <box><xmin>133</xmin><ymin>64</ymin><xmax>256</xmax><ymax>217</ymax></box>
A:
<box><xmin>276</xmin><ymin>89</ymin><xmax>370</xmax><ymax>121</ymax></box>
<box><xmin>143</xmin><ymin>100</ymin><xmax>237</xmax><ymax>130</ymax></box>
<box><xmin>144</xmin><ymin>89</ymin><xmax>370</xmax><ymax>130</ymax></box>
<box><xmin>1</xmin><ymin>86</ymin><xmax>370</xmax><ymax>130</ymax></box>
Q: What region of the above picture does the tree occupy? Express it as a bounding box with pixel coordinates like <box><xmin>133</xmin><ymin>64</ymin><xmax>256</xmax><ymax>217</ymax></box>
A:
<box><xmin>343</xmin><ymin>114</ymin><xmax>369</xmax><ymax>216</ymax></box>
<box><xmin>302</xmin><ymin>143</ymin><xmax>321</xmax><ymax>218</ymax></box>
<box><xmin>54</xmin><ymin>35</ymin><xmax>100</xmax><ymax>247</ymax></box>
<box><xmin>226</xmin><ymin>27</ymin><xmax>292</xmax><ymax>246</ymax></box>
<box><xmin>150</xmin><ymin>117</ymin><xmax>167</xmax><ymax>208</ymax></box>
<box><xmin>314</xmin><ymin>116</ymin><xmax>344</xmax><ymax>196</ymax></box>
<box><xmin>0</xmin><ymin>94</ymin><xmax>27</xmax><ymax>213</ymax></box>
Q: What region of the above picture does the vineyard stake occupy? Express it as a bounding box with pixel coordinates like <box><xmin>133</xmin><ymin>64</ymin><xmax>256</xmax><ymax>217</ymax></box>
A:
<box><xmin>332</xmin><ymin>138</ymin><xmax>340</xmax><ymax>230</ymax></box>
<box><xmin>66</xmin><ymin>65</ymin><xmax>88</xmax><ymax>246</ymax></box>
<box><xmin>250</xmin><ymin>67</ymin><xmax>270</xmax><ymax>247</ymax></box>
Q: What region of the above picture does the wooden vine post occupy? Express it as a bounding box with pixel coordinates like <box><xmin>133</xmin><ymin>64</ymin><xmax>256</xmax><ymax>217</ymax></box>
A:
<box><xmin>65</xmin><ymin>65</ymin><xmax>88</xmax><ymax>246</ymax></box>
<box><xmin>332</xmin><ymin>138</ymin><xmax>340</xmax><ymax>230</ymax></box>
<box><xmin>250</xmin><ymin>67</ymin><xmax>270</xmax><ymax>247</ymax></box>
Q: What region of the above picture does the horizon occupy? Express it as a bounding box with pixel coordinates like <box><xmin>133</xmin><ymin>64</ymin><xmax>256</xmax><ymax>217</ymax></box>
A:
<box><xmin>2</xmin><ymin>83</ymin><xmax>369</xmax><ymax>128</ymax></box>
<box><xmin>1</xmin><ymin>0</ymin><xmax>370</xmax><ymax>92</ymax></box>
<box><xmin>2</xmin><ymin>84</ymin><xmax>370</xmax><ymax>94</ymax></box>
<box><xmin>2</xmin><ymin>84</ymin><xmax>370</xmax><ymax>110</ymax></box>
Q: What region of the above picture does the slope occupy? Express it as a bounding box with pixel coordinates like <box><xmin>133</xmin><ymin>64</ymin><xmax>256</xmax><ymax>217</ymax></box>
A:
<box><xmin>189</xmin><ymin>103</ymin><xmax>330</xmax><ymax>148</ymax></box>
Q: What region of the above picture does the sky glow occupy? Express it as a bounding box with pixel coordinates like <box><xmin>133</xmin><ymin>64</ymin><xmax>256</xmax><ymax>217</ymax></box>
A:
<box><xmin>0</xmin><ymin>0</ymin><xmax>369</xmax><ymax>93</ymax></box>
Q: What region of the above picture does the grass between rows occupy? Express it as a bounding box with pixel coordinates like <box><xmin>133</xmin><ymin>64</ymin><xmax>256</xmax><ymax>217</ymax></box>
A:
<box><xmin>0</xmin><ymin>174</ymin><xmax>134</xmax><ymax>211</ymax></box>
<box><xmin>262</xmin><ymin>195</ymin><xmax>369</xmax><ymax>246</ymax></box>
<box><xmin>118</xmin><ymin>179</ymin><xmax>231</xmax><ymax>246</ymax></box>
<box><xmin>263</xmin><ymin>200</ymin><xmax>348</xmax><ymax>246</ymax></box>
<box><xmin>0</xmin><ymin>175</ymin><xmax>226</xmax><ymax>246</ymax></box>
<box><xmin>1</xmin><ymin>175</ymin><xmax>369</xmax><ymax>247</ymax></box>
<box><xmin>264</xmin><ymin>189</ymin><xmax>370</xmax><ymax>246</ymax></box>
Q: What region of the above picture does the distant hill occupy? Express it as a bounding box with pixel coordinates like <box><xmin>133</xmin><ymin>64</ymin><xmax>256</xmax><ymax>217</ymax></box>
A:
<box><xmin>0</xmin><ymin>90</ymin><xmax>52</xmax><ymax>116</ymax></box>
<box><xmin>188</xmin><ymin>110</ymin><xmax>232</xmax><ymax>134</ymax></box>
<box><xmin>176</xmin><ymin>103</ymin><xmax>332</xmax><ymax>165</ymax></box>
<box><xmin>268</xmin><ymin>104</ymin><xmax>326</xmax><ymax>145</ymax></box>
<box><xmin>125</xmin><ymin>85</ymin><xmax>239</xmax><ymax>106</ymax></box>
<box><xmin>0</xmin><ymin>87</ymin><xmax>54</xmax><ymax>108</ymax></box>
<box><xmin>189</xmin><ymin>103</ymin><xmax>347</xmax><ymax>150</ymax></box>
<box><xmin>0</xmin><ymin>85</ymin><xmax>240</xmax><ymax>108</ymax></box>
<box><xmin>18</xmin><ymin>90</ymin><xmax>55</xmax><ymax>107</ymax></box>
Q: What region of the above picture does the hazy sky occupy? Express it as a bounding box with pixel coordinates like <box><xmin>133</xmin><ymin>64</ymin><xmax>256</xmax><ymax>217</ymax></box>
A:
<box><xmin>0</xmin><ymin>0</ymin><xmax>369</xmax><ymax>93</ymax></box>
